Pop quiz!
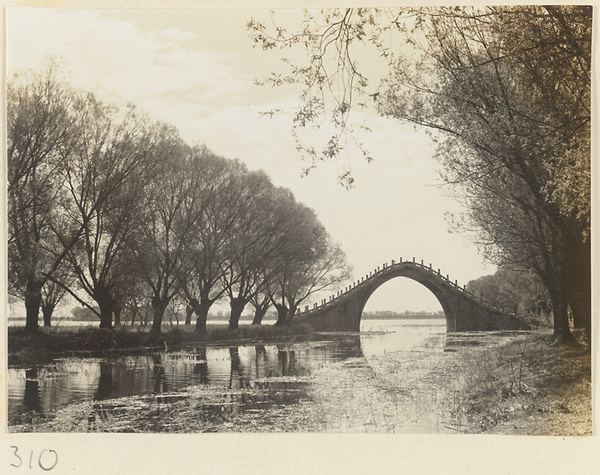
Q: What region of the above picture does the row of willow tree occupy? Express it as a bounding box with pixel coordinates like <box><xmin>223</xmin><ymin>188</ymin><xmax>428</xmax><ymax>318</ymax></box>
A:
<box><xmin>7</xmin><ymin>65</ymin><xmax>352</xmax><ymax>334</ymax></box>
<box><xmin>248</xmin><ymin>5</ymin><xmax>591</xmax><ymax>341</ymax></box>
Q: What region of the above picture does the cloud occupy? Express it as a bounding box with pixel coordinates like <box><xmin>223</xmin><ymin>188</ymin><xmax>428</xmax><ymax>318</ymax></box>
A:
<box><xmin>8</xmin><ymin>8</ymin><xmax>249</xmax><ymax>113</ymax></box>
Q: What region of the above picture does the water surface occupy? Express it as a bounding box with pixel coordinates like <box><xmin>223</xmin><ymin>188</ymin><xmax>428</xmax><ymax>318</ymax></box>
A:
<box><xmin>9</xmin><ymin>318</ymin><xmax>450</xmax><ymax>431</ymax></box>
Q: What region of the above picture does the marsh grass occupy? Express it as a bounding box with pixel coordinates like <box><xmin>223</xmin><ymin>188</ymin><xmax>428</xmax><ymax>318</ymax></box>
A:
<box><xmin>449</xmin><ymin>330</ymin><xmax>591</xmax><ymax>434</ymax></box>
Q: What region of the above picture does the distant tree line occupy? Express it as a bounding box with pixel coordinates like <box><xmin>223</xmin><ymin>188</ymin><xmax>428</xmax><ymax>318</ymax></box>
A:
<box><xmin>362</xmin><ymin>310</ymin><xmax>445</xmax><ymax>320</ymax></box>
<box><xmin>7</xmin><ymin>63</ymin><xmax>352</xmax><ymax>334</ymax></box>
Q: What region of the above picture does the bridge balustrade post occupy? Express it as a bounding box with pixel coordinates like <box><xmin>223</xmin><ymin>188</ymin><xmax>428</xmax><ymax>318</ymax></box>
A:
<box><xmin>421</xmin><ymin>259</ymin><xmax>423</xmax><ymax>265</ymax></box>
<box><xmin>400</xmin><ymin>257</ymin><xmax>402</xmax><ymax>263</ymax></box>
<box><xmin>429</xmin><ymin>263</ymin><xmax>432</xmax><ymax>269</ymax></box>
<box><xmin>412</xmin><ymin>257</ymin><xmax>415</xmax><ymax>263</ymax></box>
<box><xmin>392</xmin><ymin>260</ymin><xmax>395</xmax><ymax>265</ymax></box>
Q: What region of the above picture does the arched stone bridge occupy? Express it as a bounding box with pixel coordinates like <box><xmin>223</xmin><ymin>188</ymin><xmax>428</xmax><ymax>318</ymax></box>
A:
<box><xmin>295</xmin><ymin>258</ymin><xmax>528</xmax><ymax>332</ymax></box>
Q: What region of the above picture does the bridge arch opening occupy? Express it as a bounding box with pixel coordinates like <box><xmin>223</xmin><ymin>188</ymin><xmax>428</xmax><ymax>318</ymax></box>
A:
<box><xmin>359</xmin><ymin>277</ymin><xmax>445</xmax><ymax>330</ymax></box>
<box><xmin>354</xmin><ymin>271</ymin><xmax>458</xmax><ymax>332</ymax></box>
<box><xmin>359</xmin><ymin>277</ymin><xmax>448</xmax><ymax>356</ymax></box>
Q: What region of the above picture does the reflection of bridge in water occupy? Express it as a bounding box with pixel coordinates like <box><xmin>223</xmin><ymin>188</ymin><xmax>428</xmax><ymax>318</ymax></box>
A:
<box><xmin>296</xmin><ymin>258</ymin><xmax>528</xmax><ymax>332</ymax></box>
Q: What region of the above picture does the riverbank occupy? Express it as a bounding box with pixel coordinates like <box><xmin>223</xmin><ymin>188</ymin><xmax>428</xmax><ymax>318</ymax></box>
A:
<box><xmin>457</xmin><ymin>329</ymin><xmax>591</xmax><ymax>435</ymax></box>
<box><xmin>8</xmin><ymin>323</ymin><xmax>315</xmax><ymax>365</ymax></box>
<box><xmin>8</xmin><ymin>328</ymin><xmax>591</xmax><ymax>434</ymax></box>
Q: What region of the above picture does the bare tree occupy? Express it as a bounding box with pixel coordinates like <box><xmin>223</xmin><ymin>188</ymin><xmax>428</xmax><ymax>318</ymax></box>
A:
<box><xmin>130</xmin><ymin>144</ymin><xmax>208</xmax><ymax>333</ymax></box>
<box><xmin>220</xmin><ymin>169</ymin><xmax>293</xmax><ymax>330</ymax></box>
<box><xmin>7</xmin><ymin>63</ymin><xmax>87</xmax><ymax>333</ymax></box>
<box><xmin>59</xmin><ymin>95</ymin><xmax>177</xmax><ymax>329</ymax></box>
<box><xmin>178</xmin><ymin>149</ymin><xmax>241</xmax><ymax>334</ymax></box>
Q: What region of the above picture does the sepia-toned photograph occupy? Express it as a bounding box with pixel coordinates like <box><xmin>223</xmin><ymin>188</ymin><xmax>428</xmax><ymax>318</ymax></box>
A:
<box><xmin>4</xmin><ymin>1</ymin><xmax>593</xmax><ymax>458</ymax></box>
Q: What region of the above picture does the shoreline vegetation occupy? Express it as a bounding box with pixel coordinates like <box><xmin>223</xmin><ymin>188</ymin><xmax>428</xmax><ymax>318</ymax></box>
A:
<box><xmin>7</xmin><ymin>312</ymin><xmax>447</xmax><ymax>361</ymax></box>
<box><xmin>7</xmin><ymin>310</ymin><xmax>446</xmax><ymax>324</ymax></box>
<box><xmin>8</xmin><ymin>327</ymin><xmax>591</xmax><ymax>435</ymax></box>
<box><xmin>7</xmin><ymin>323</ymin><xmax>317</xmax><ymax>365</ymax></box>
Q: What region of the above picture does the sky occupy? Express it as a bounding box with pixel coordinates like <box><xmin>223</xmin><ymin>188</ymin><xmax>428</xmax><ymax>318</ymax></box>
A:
<box><xmin>6</xmin><ymin>7</ymin><xmax>496</xmax><ymax>313</ymax></box>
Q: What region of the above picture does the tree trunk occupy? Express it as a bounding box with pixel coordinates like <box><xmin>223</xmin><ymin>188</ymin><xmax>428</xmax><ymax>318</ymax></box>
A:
<box><xmin>185</xmin><ymin>305</ymin><xmax>193</xmax><ymax>325</ymax></box>
<box><xmin>195</xmin><ymin>297</ymin><xmax>214</xmax><ymax>334</ymax></box>
<box><xmin>228</xmin><ymin>297</ymin><xmax>246</xmax><ymax>330</ymax></box>
<box><xmin>97</xmin><ymin>295</ymin><xmax>114</xmax><ymax>330</ymax></box>
<box><xmin>150</xmin><ymin>296</ymin><xmax>169</xmax><ymax>334</ymax></box>
<box><xmin>251</xmin><ymin>305</ymin><xmax>269</xmax><ymax>325</ymax></box>
<box><xmin>274</xmin><ymin>303</ymin><xmax>288</xmax><ymax>326</ymax></box>
<box><xmin>42</xmin><ymin>304</ymin><xmax>55</xmax><ymax>327</ymax></box>
<box><xmin>551</xmin><ymin>294</ymin><xmax>572</xmax><ymax>342</ymax></box>
<box><xmin>545</xmin><ymin>270</ymin><xmax>573</xmax><ymax>342</ymax></box>
<box><xmin>565</xmin><ymin>236</ymin><xmax>591</xmax><ymax>340</ymax></box>
<box><xmin>113</xmin><ymin>303</ymin><xmax>122</xmax><ymax>327</ymax></box>
<box><xmin>24</xmin><ymin>279</ymin><xmax>44</xmax><ymax>334</ymax></box>
<box><xmin>284</xmin><ymin>303</ymin><xmax>298</xmax><ymax>325</ymax></box>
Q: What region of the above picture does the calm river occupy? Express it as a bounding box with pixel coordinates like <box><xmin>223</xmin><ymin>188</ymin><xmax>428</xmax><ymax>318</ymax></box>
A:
<box><xmin>9</xmin><ymin>318</ymin><xmax>471</xmax><ymax>432</ymax></box>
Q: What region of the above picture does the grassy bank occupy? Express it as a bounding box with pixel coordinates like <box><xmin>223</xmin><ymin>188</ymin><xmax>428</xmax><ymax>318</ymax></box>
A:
<box><xmin>454</xmin><ymin>329</ymin><xmax>591</xmax><ymax>435</ymax></box>
<box><xmin>8</xmin><ymin>323</ymin><xmax>315</xmax><ymax>364</ymax></box>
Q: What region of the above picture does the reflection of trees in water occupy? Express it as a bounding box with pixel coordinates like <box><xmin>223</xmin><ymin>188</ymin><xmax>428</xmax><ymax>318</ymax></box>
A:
<box><xmin>94</xmin><ymin>361</ymin><xmax>114</xmax><ymax>400</ymax></box>
<box><xmin>192</xmin><ymin>347</ymin><xmax>208</xmax><ymax>385</ymax></box>
<box><xmin>254</xmin><ymin>345</ymin><xmax>267</xmax><ymax>379</ymax></box>
<box><xmin>228</xmin><ymin>347</ymin><xmax>252</xmax><ymax>389</ymax></box>
<box><xmin>277</xmin><ymin>346</ymin><xmax>297</xmax><ymax>377</ymax></box>
<box><xmin>228</xmin><ymin>347</ymin><xmax>240</xmax><ymax>389</ymax></box>
<box><xmin>152</xmin><ymin>354</ymin><xmax>166</xmax><ymax>394</ymax></box>
<box><xmin>13</xmin><ymin>335</ymin><xmax>366</xmax><ymax>416</ymax></box>
<box><xmin>23</xmin><ymin>368</ymin><xmax>41</xmax><ymax>412</ymax></box>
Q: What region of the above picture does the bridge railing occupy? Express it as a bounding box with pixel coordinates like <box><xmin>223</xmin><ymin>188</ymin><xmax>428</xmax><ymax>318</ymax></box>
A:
<box><xmin>298</xmin><ymin>257</ymin><xmax>523</xmax><ymax>318</ymax></box>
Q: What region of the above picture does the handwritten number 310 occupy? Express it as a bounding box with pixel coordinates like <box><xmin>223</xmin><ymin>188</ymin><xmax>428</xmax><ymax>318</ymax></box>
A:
<box><xmin>10</xmin><ymin>447</ymin><xmax>58</xmax><ymax>471</ymax></box>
